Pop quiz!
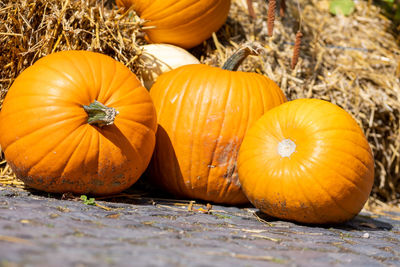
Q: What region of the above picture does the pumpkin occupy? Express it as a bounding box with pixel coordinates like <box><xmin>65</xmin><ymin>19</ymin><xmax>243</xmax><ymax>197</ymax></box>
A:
<box><xmin>139</xmin><ymin>44</ymin><xmax>200</xmax><ymax>89</ymax></box>
<box><xmin>148</xmin><ymin>45</ymin><xmax>287</xmax><ymax>204</ymax></box>
<box><xmin>238</xmin><ymin>99</ymin><xmax>375</xmax><ymax>224</ymax></box>
<box><xmin>115</xmin><ymin>0</ymin><xmax>231</xmax><ymax>49</ymax></box>
<box><xmin>0</xmin><ymin>50</ymin><xmax>157</xmax><ymax>195</ymax></box>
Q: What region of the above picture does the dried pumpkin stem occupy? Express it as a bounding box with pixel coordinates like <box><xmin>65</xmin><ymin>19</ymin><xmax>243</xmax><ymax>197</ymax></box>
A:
<box><xmin>222</xmin><ymin>43</ymin><xmax>263</xmax><ymax>71</ymax></box>
<box><xmin>83</xmin><ymin>100</ymin><xmax>119</xmax><ymax>127</ymax></box>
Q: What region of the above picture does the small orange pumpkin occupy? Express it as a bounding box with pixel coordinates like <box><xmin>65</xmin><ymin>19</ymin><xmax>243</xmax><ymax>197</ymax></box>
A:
<box><xmin>0</xmin><ymin>50</ymin><xmax>157</xmax><ymax>195</ymax></box>
<box><xmin>115</xmin><ymin>0</ymin><xmax>231</xmax><ymax>49</ymax></box>
<box><xmin>148</xmin><ymin>45</ymin><xmax>286</xmax><ymax>204</ymax></box>
<box><xmin>238</xmin><ymin>99</ymin><xmax>374</xmax><ymax>224</ymax></box>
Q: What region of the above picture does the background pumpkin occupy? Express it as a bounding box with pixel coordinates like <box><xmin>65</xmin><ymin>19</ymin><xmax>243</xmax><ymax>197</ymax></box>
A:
<box><xmin>115</xmin><ymin>0</ymin><xmax>231</xmax><ymax>49</ymax></box>
<box><xmin>0</xmin><ymin>50</ymin><xmax>157</xmax><ymax>195</ymax></box>
<box><xmin>238</xmin><ymin>98</ymin><xmax>375</xmax><ymax>224</ymax></box>
<box><xmin>148</xmin><ymin>45</ymin><xmax>286</xmax><ymax>204</ymax></box>
<box><xmin>139</xmin><ymin>44</ymin><xmax>200</xmax><ymax>89</ymax></box>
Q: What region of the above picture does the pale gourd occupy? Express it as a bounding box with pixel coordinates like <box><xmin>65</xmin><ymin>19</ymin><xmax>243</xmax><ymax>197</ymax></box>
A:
<box><xmin>139</xmin><ymin>44</ymin><xmax>200</xmax><ymax>89</ymax></box>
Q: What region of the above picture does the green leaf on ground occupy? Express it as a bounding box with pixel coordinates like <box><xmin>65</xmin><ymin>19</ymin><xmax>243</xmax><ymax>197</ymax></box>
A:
<box><xmin>329</xmin><ymin>0</ymin><xmax>355</xmax><ymax>16</ymax></box>
<box><xmin>80</xmin><ymin>195</ymin><xmax>96</xmax><ymax>205</ymax></box>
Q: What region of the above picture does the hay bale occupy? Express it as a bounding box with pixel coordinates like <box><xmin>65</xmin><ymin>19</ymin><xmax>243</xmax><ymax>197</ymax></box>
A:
<box><xmin>0</xmin><ymin>0</ymin><xmax>399</xmax><ymax>203</ymax></box>
<box><xmin>0</xmin><ymin>0</ymin><xmax>143</xmax><ymax>105</ymax></box>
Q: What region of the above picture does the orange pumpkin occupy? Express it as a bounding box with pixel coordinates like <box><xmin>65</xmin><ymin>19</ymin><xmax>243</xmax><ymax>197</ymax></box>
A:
<box><xmin>148</xmin><ymin>46</ymin><xmax>286</xmax><ymax>204</ymax></box>
<box><xmin>0</xmin><ymin>50</ymin><xmax>157</xmax><ymax>195</ymax></box>
<box><xmin>115</xmin><ymin>0</ymin><xmax>231</xmax><ymax>49</ymax></box>
<box><xmin>238</xmin><ymin>99</ymin><xmax>375</xmax><ymax>224</ymax></box>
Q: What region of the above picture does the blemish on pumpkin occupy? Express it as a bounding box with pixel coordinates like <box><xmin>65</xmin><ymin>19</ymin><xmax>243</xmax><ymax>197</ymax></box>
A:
<box><xmin>22</xmin><ymin>175</ymin><xmax>34</xmax><ymax>184</ymax></box>
<box><xmin>218</xmin><ymin>142</ymin><xmax>235</xmax><ymax>159</ymax></box>
<box><xmin>278</xmin><ymin>200</ymin><xmax>289</xmax><ymax>215</ymax></box>
<box><xmin>91</xmin><ymin>179</ymin><xmax>104</xmax><ymax>186</ymax></box>
<box><xmin>113</xmin><ymin>173</ymin><xmax>125</xmax><ymax>179</ymax></box>
<box><xmin>215</xmin><ymin>140</ymin><xmax>241</xmax><ymax>187</ymax></box>
<box><xmin>223</xmin><ymin>163</ymin><xmax>241</xmax><ymax>187</ymax></box>
<box><xmin>62</xmin><ymin>179</ymin><xmax>75</xmax><ymax>185</ymax></box>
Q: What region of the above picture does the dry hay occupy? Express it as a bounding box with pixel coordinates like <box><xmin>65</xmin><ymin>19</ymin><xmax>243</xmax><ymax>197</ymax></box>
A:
<box><xmin>0</xmin><ymin>0</ymin><xmax>399</xmax><ymax>203</ymax></box>
<box><xmin>0</xmin><ymin>0</ymin><xmax>144</xmax><ymax>103</ymax></box>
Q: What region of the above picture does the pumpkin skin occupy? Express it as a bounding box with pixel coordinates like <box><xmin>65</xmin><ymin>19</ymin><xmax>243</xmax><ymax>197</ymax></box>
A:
<box><xmin>238</xmin><ymin>99</ymin><xmax>374</xmax><ymax>224</ymax></box>
<box><xmin>0</xmin><ymin>50</ymin><xmax>157</xmax><ymax>195</ymax></box>
<box><xmin>148</xmin><ymin>64</ymin><xmax>286</xmax><ymax>204</ymax></box>
<box><xmin>115</xmin><ymin>0</ymin><xmax>231</xmax><ymax>49</ymax></box>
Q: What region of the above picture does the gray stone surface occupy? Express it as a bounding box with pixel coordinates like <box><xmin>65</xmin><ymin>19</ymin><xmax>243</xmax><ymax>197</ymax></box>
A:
<box><xmin>0</xmin><ymin>188</ymin><xmax>399</xmax><ymax>267</ymax></box>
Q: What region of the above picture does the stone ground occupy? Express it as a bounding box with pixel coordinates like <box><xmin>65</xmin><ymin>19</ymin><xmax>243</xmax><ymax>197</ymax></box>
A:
<box><xmin>0</xmin><ymin>186</ymin><xmax>399</xmax><ymax>267</ymax></box>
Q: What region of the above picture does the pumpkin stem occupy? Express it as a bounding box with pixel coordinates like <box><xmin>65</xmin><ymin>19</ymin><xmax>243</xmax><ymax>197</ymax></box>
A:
<box><xmin>222</xmin><ymin>43</ymin><xmax>264</xmax><ymax>71</ymax></box>
<box><xmin>83</xmin><ymin>100</ymin><xmax>119</xmax><ymax>127</ymax></box>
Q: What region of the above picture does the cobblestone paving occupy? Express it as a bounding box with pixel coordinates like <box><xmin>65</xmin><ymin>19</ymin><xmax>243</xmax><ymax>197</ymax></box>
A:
<box><xmin>0</xmin><ymin>188</ymin><xmax>399</xmax><ymax>266</ymax></box>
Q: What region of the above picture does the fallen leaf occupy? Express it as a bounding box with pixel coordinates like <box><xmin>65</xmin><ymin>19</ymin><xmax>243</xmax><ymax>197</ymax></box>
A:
<box><xmin>105</xmin><ymin>213</ymin><xmax>121</xmax><ymax>219</ymax></box>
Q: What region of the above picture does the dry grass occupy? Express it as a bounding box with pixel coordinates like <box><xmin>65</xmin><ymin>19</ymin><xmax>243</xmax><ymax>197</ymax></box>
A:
<box><xmin>0</xmin><ymin>0</ymin><xmax>144</xmax><ymax>105</ymax></box>
<box><xmin>0</xmin><ymin>0</ymin><xmax>399</xmax><ymax>203</ymax></box>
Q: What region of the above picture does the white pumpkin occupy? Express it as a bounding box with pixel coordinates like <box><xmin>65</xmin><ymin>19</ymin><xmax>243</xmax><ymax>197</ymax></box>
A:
<box><xmin>139</xmin><ymin>44</ymin><xmax>200</xmax><ymax>89</ymax></box>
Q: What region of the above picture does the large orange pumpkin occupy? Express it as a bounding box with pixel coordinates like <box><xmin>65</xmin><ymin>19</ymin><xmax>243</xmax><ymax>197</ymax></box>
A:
<box><xmin>115</xmin><ymin>0</ymin><xmax>231</xmax><ymax>49</ymax></box>
<box><xmin>238</xmin><ymin>99</ymin><xmax>375</xmax><ymax>224</ymax></box>
<box><xmin>148</xmin><ymin>46</ymin><xmax>286</xmax><ymax>204</ymax></box>
<box><xmin>0</xmin><ymin>50</ymin><xmax>157</xmax><ymax>195</ymax></box>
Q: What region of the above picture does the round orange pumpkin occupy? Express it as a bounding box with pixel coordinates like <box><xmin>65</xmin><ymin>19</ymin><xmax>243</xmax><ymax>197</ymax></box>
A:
<box><xmin>148</xmin><ymin>46</ymin><xmax>286</xmax><ymax>204</ymax></box>
<box><xmin>115</xmin><ymin>0</ymin><xmax>231</xmax><ymax>49</ymax></box>
<box><xmin>0</xmin><ymin>50</ymin><xmax>157</xmax><ymax>195</ymax></box>
<box><xmin>238</xmin><ymin>98</ymin><xmax>375</xmax><ymax>224</ymax></box>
